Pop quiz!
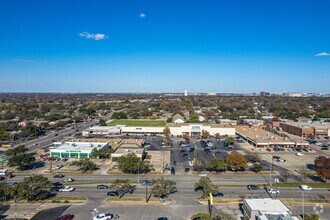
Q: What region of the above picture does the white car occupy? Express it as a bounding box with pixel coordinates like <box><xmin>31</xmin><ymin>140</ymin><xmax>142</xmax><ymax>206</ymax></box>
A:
<box><xmin>62</xmin><ymin>178</ymin><xmax>74</xmax><ymax>182</ymax></box>
<box><xmin>93</xmin><ymin>213</ymin><xmax>114</xmax><ymax>220</ymax></box>
<box><xmin>296</xmin><ymin>152</ymin><xmax>304</xmax><ymax>156</ymax></box>
<box><xmin>300</xmin><ymin>185</ymin><xmax>312</xmax><ymax>191</ymax></box>
<box><xmin>199</xmin><ymin>173</ymin><xmax>207</xmax><ymax>177</ymax></box>
<box><xmin>59</xmin><ymin>186</ymin><xmax>75</xmax><ymax>192</ymax></box>
<box><xmin>55</xmin><ymin>164</ymin><xmax>64</xmax><ymax>169</ymax></box>
<box><xmin>267</xmin><ymin>188</ymin><xmax>280</xmax><ymax>194</ymax></box>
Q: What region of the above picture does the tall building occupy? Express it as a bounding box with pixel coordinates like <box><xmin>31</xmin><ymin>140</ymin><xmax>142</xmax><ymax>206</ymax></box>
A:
<box><xmin>184</xmin><ymin>90</ymin><xmax>188</xmax><ymax>96</ymax></box>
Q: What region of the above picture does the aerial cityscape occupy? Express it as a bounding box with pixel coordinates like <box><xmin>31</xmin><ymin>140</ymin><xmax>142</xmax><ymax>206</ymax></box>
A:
<box><xmin>0</xmin><ymin>1</ymin><xmax>329</xmax><ymax>220</ymax></box>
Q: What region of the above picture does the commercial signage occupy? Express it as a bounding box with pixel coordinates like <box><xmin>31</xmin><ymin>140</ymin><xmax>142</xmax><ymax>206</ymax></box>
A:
<box><xmin>66</xmin><ymin>150</ymin><xmax>82</xmax><ymax>153</ymax></box>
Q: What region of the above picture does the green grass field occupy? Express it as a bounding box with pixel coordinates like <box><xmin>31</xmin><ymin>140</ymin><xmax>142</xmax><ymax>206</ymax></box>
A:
<box><xmin>108</xmin><ymin>119</ymin><xmax>166</xmax><ymax>127</ymax></box>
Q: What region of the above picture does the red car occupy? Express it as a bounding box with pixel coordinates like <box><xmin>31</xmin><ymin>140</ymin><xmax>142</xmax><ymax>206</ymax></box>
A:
<box><xmin>266</xmin><ymin>148</ymin><xmax>272</xmax><ymax>152</ymax></box>
<box><xmin>56</xmin><ymin>214</ymin><xmax>73</xmax><ymax>220</ymax></box>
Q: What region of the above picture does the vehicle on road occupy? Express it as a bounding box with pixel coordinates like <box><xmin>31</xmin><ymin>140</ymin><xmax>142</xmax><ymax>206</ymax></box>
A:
<box><xmin>267</xmin><ymin>188</ymin><xmax>280</xmax><ymax>194</ymax></box>
<box><xmin>157</xmin><ymin>218</ymin><xmax>168</xmax><ymax>220</ymax></box>
<box><xmin>97</xmin><ymin>184</ymin><xmax>109</xmax><ymax>189</ymax></box>
<box><xmin>141</xmin><ymin>180</ymin><xmax>151</xmax><ymax>186</ymax></box>
<box><xmin>212</xmin><ymin>192</ymin><xmax>224</xmax><ymax>197</ymax></box>
<box><xmin>62</xmin><ymin>178</ymin><xmax>74</xmax><ymax>182</ymax></box>
<box><xmin>185</xmin><ymin>168</ymin><xmax>190</xmax><ymax>172</ymax></box>
<box><xmin>296</xmin><ymin>152</ymin><xmax>304</xmax><ymax>156</ymax></box>
<box><xmin>53</xmin><ymin>174</ymin><xmax>65</xmax><ymax>178</ymax></box>
<box><xmin>107</xmin><ymin>191</ymin><xmax>119</xmax><ymax>196</ymax></box>
<box><xmin>272</xmin><ymin>156</ymin><xmax>281</xmax><ymax>160</ymax></box>
<box><xmin>300</xmin><ymin>185</ymin><xmax>312</xmax><ymax>191</ymax></box>
<box><xmin>56</xmin><ymin>214</ymin><xmax>73</xmax><ymax>220</ymax></box>
<box><xmin>247</xmin><ymin>184</ymin><xmax>260</xmax><ymax>190</ymax></box>
<box><xmin>198</xmin><ymin>173</ymin><xmax>207</xmax><ymax>177</ymax></box>
<box><xmin>93</xmin><ymin>213</ymin><xmax>114</xmax><ymax>220</ymax></box>
<box><xmin>59</xmin><ymin>186</ymin><xmax>75</xmax><ymax>192</ymax></box>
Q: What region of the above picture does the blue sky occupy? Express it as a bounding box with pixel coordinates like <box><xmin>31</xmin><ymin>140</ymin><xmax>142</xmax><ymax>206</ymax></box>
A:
<box><xmin>0</xmin><ymin>0</ymin><xmax>329</xmax><ymax>93</ymax></box>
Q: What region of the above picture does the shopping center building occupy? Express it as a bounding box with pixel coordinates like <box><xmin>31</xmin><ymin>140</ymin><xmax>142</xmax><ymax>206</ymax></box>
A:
<box><xmin>50</xmin><ymin>141</ymin><xmax>109</xmax><ymax>158</ymax></box>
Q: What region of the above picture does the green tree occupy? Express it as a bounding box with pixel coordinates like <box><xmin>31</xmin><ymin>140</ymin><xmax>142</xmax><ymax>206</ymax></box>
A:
<box><xmin>91</xmin><ymin>147</ymin><xmax>112</xmax><ymax>159</ymax></box>
<box><xmin>224</xmin><ymin>136</ymin><xmax>235</xmax><ymax>145</ymax></box>
<box><xmin>0</xmin><ymin>182</ymin><xmax>11</xmax><ymax>201</ymax></box>
<box><xmin>163</xmin><ymin>126</ymin><xmax>171</xmax><ymax>143</ymax></box>
<box><xmin>5</xmin><ymin>145</ymin><xmax>26</xmax><ymax>156</ymax></box>
<box><xmin>112</xmin><ymin>112</ymin><xmax>128</xmax><ymax>119</ymax></box>
<box><xmin>194</xmin><ymin>176</ymin><xmax>219</xmax><ymax>199</ymax></box>
<box><xmin>0</xmin><ymin>127</ymin><xmax>10</xmax><ymax>141</ymax></box>
<box><xmin>226</xmin><ymin>152</ymin><xmax>248</xmax><ymax>171</ymax></box>
<box><xmin>71</xmin><ymin>159</ymin><xmax>98</xmax><ymax>173</ymax></box>
<box><xmin>206</xmin><ymin>158</ymin><xmax>227</xmax><ymax>172</ymax></box>
<box><xmin>251</xmin><ymin>162</ymin><xmax>262</xmax><ymax>173</ymax></box>
<box><xmin>99</xmin><ymin>119</ymin><xmax>107</xmax><ymax>126</ymax></box>
<box><xmin>109</xmin><ymin>179</ymin><xmax>134</xmax><ymax>198</ymax></box>
<box><xmin>151</xmin><ymin>176</ymin><xmax>177</xmax><ymax>198</ymax></box>
<box><xmin>12</xmin><ymin>175</ymin><xmax>52</xmax><ymax>201</ymax></box>
<box><xmin>8</xmin><ymin>153</ymin><xmax>35</xmax><ymax>167</ymax></box>
<box><xmin>215</xmin><ymin>133</ymin><xmax>220</xmax><ymax>140</ymax></box>
<box><xmin>117</xmin><ymin>153</ymin><xmax>148</xmax><ymax>174</ymax></box>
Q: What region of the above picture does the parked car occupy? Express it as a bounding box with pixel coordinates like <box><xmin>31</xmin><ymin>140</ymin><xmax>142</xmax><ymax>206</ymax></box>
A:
<box><xmin>62</xmin><ymin>178</ymin><xmax>74</xmax><ymax>182</ymax></box>
<box><xmin>59</xmin><ymin>186</ymin><xmax>75</xmax><ymax>192</ymax></box>
<box><xmin>272</xmin><ymin>156</ymin><xmax>281</xmax><ymax>160</ymax></box>
<box><xmin>247</xmin><ymin>184</ymin><xmax>260</xmax><ymax>190</ymax></box>
<box><xmin>56</xmin><ymin>214</ymin><xmax>73</xmax><ymax>220</ymax></box>
<box><xmin>157</xmin><ymin>218</ymin><xmax>168</xmax><ymax>220</ymax></box>
<box><xmin>267</xmin><ymin>188</ymin><xmax>280</xmax><ymax>194</ymax></box>
<box><xmin>300</xmin><ymin>185</ymin><xmax>312</xmax><ymax>191</ymax></box>
<box><xmin>199</xmin><ymin>173</ymin><xmax>207</xmax><ymax>177</ymax></box>
<box><xmin>53</xmin><ymin>174</ymin><xmax>65</xmax><ymax>178</ymax></box>
<box><xmin>321</xmin><ymin>147</ymin><xmax>329</xmax><ymax>150</ymax></box>
<box><xmin>276</xmin><ymin>158</ymin><xmax>286</xmax><ymax>162</ymax></box>
<box><xmin>185</xmin><ymin>168</ymin><xmax>190</xmax><ymax>172</ymax></box>
<box><xmin>296</xmin><ymin>152</ymin><xmax>304</xmax><ymax>156</ymax></box>
<box><xmin>93</xmin><ymin>213</ymin><xmax>114</xmax><ymax>220</ymax></box>
<box><xmin>107</xmin><ymin>191</ymin><xmax>119</xmax><ymax>196</ymax></box>
<box><xmin>97</xmin><ymin>184</ymin><xmax>109</xmax><ymax>189</ymax></box>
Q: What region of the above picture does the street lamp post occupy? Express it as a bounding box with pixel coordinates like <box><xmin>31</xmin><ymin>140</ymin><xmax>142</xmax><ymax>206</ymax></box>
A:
<box><xmin>302</xmin><ymin>190</ymin><xmax>305</xmax><ymax>220</ymax></box>
<box><xmin>137</xmin><ymin>162</ymin><xmax>140</xmax><ymax>183</ymax></box>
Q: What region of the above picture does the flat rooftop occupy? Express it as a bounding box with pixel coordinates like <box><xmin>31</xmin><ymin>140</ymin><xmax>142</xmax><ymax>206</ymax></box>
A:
<box><xmin>236</xmin><ymin>128</ymin><xmax>295</xmax><ymax>144</ymax></box>
<box><xmin>53</xmin><ymin>142</ymin><xmax>108</xmax><ymax>151</ymax></box>
<box><xmin>284</xmin><ymin>121</ymin><xmax>330</xmax><ymax>129</ymax></box>
<box><xmin>245</xmin><ymin>198</ymin><xmax>290</xmax><ymax>213</ymax></box>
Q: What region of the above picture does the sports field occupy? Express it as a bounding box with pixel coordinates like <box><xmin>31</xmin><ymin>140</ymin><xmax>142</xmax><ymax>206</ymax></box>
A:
<box><xmin>107</xmin><ymin>119</ymin><xmax>166</xmax><ymax>127</ymax></box>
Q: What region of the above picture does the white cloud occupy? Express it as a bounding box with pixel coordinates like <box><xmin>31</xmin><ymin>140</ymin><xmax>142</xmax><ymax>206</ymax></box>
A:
<box><xmin>79</xmin><ymin>32</ymin><xmax>108</xmax><ymax>40</ymax></box>
<box><xmin>15</xmin><ymin>59</ymin><xmax>34</xmax><ymax>63</ymax></box>
<box><xmin>315</xmin><ymin>52</ymin><xmax>330</xmax><ymax>57</ymax></box>
<box><xmin>139</xmin><ymin>13</ymin><xmax>146</xmax><ymax>18</ymax></box>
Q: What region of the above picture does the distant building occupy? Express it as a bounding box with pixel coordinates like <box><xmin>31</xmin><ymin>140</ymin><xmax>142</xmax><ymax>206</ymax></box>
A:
<box><xmin>82</xmin><ymin>126</ymin><xmax>122</xmax><ymax>137</ymax></box>
<box><xmin>172</xmin><ymin>114</ymin><xmax>185</xmax><ymax>124</ymax></box>
<box><xmin>260</xmin><ymin>91</ymin><xmax>270</xmax><ymax>96</ymax></box>
<box><xmin>184</xmin><ymin>90</ymin><xmax>188</xmax><ymax>96</ymax></box>
<box><xmin>242</xmin><ymin>198</ymin><xmax>298</xmax><ymax>220</ymax></box>
<box><xmin>276</xmin><ymin>121</ymin><xmax>330</xmax><ymax>138</ymax></box>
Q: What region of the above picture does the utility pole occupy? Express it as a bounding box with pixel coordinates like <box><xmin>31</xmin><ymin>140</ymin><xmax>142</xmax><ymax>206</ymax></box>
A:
<box><xmin>50</xmin><ymin>157</ymin><xmax>53</xmax><ymax>172</ymax></box>
<box><xmin>145</xmin><ymin>184</ymin><xmax>148</xmax><ymax>203</ymax></box>
<box><xmin>137</xmin><ymin>162</ymin><xmax>140</xmax><ymax>183</ymax></box>
<box><xmin>302</xmin><ymin>190</ymin><xmax>305</xmax><ymax>220</ymax></box>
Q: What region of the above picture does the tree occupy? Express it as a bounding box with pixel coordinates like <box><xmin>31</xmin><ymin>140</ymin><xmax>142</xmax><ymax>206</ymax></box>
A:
<box><xmin>316</xmin><ymin>168</ymin><xmax>330</xmax><ymax>182</ymax></box>
<box><xmin>194</xmin><ymin>176</ymin><xmax>218</xmax><ymax>199</ymax></box>
<box><xmin>251</xmin><ymin>162</ymin><xmax>262</xmax><ymax>173</ymax></box>
<box><xmin>201</xmin><ymin>130</ymin><xmax>210</xmax><ymax>139</ymax></box>
<box><xmin>163</xmin><ymin>126</ymin><xmax>171</xmax><ymax>143</ymax></box>
<box><xmin>151</xmin><ymin>176</ymin><xmax>177</xmax><ymax>198</ymax></box>
<box><xmin>112</xmin><ymin>112</ymin><xmax>128</xmax><ymax>119</ymax></box>
<box><xmin>206</xmin><ymin>158</ymin><xmax>227</xmax><ymax>172</ymax></box>
<box><xmin>224</xmin><ymin>136</ymin><xmax>235</xmax><ymax>145</ymax></box>
<box><xmin>0</xmin><ymin>182</ymin><xmax>11</xmax><ymax>201</ymax></box>
<box><xmin>215</xmin><ymin>133</ymin><xmax>220</xmax><ymax>140</ymax></box>
<box><xmin>109</xmin><ymin>179</ymin><xmax>135</xmax><ymax>198</ymax></box>
<box><xmin>12</xmin><ymin>175</ymin><xmax>51</xmax><ymax>201</ymax></box>
<box><xmin>226</xmin><ymin>152</ymin><xmax>248</xmax><ymax>171</ymax></box>
<box><xmin>5</xmin><ymin>145</ymin><xmax>26</xmax><ymax>156</ymax></box>
<box><xmin>99</xmin><ymin>119</ymin><xmax>107</xmax><ymax>126</ymax></box>
<box><xmin>71</xmin><ymin>159</ymin><xmax>98</xmax><ymax>173</ymax></box>
<box><xmin>117</xmin><ymin>153</ymin><xmax>148</xmax><ymax>174</ymax></box>
<box><xmin>0</xmin><ymin>127</ymin><xmax>10</xmax><ymax>141</ymax></box>
<box><xmin>8</xmin><ymin>153</ymin><xmax>35</xmax><ymax>167</ymax></box>
<box><xmin>91</xmin><ymin>147</ymin><xmax>112</xmax><ymax>159</ymax></box>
